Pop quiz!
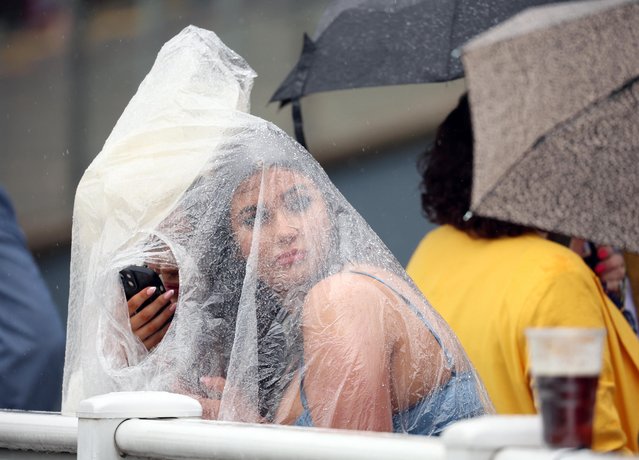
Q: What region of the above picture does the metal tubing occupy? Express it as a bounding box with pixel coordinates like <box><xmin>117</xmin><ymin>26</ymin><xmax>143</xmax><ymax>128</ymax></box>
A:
<box><xmin>116</xmin><ymin>418</ymin><xmax>446</xmax><ymax>460</ymax></box>
<box><xmin>0</xmin><ymin>411</ymin><xmax>77</xmax><ymax>453</ymax></box>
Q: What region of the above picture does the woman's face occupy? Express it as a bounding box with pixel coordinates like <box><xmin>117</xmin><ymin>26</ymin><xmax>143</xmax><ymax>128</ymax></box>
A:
<box><xmin>230</xmin><ymin>167</ymin><xmax>331</xmax><ymax>293</ymax></box>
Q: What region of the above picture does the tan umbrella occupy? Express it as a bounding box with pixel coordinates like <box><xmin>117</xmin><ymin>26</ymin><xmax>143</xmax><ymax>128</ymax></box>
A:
<box><xmin>462</xmin><ymin>0</ymin><xmax>639</xmax><ymax>253</ymax></box>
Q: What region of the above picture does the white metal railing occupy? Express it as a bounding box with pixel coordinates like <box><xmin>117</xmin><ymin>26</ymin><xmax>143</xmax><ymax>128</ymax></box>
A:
<box><xmin>494</xmin><ymin>448</ymin><xmax>626</xmax><ymax>460</ymax></box>
<box><xmin>0</xmin><ymin>410</ymin><xmax>76</xmax><ymax>455</ymax></box>
<box><xmin>0</xmin><ymin>392</ymin><xmax>636</xmax><ymax>460</ymax></box>
<box><xmin>440</xmin><ymin>416</ymin><xmax>633</xmax><ymax>460</ymax></box>
<box><xmin>116</xmin><ymin>419</ymin><xmax>445</xmax><ymax>460</ymax></box>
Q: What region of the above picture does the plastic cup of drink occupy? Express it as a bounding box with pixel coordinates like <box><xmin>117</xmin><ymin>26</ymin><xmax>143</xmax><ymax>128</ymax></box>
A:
<box><xmin>525</xmin><ymin>327</ymin><xmax>606</xmax><ymax>449</ymax></box>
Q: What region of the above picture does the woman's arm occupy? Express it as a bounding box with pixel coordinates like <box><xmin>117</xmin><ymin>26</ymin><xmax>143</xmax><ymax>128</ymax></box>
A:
<box><xmin>301</xmin><ymin>273</ymin><xmax>394</xmax><ymax>431</ymax></box>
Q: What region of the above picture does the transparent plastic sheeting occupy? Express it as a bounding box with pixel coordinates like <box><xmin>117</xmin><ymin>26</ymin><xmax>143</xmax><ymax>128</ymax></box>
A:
<box><xmin>62</xmin><ymin>26</ymin><xmax>493</xmax><ymax>433</ymax></box>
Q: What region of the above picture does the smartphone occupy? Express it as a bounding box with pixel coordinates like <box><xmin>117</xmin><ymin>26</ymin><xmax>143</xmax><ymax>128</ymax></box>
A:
<box><xmin>119</xmin><ymin>265</ymin><xmax>167</xmax><ymax>314</ymax></box>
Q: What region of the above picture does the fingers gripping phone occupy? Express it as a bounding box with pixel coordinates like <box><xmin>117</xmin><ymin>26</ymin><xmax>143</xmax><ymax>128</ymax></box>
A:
<box><xmin>119</xmin><ymin>265</ymin><xmax>167</xmax><ymax>314</ymax></box>
<box><xmin>582</xmin><ymin>242</ymin><xmax>624</xmax><ymax>309</ymax></box>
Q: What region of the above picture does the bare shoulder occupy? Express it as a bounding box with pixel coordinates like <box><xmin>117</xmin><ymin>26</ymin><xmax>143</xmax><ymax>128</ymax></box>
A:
<box><xmin>304</xmin><ymin>266</ymin><xmax>401</xmax><ymax>323</ymax></box>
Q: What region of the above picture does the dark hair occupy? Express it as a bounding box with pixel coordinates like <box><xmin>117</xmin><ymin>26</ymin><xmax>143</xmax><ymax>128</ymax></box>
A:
<box><xmin>417</xmin><ymin>94</ymin><xmax>532</xmax><ymax>239</ymax></box>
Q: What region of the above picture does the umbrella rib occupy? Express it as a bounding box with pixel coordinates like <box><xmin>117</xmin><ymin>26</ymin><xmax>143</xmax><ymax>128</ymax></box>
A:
<box><xmin>292</xmin><ymin>99</ymin><xmax>308</xmax><ymax>148</ymax></box>
<box><xmin>530</xmin><ymin>74</ymin><xmax>639</xmax><ymax>151</ymax></box>
<box><xmin>475</xmin><ymin>74</ymin><xmax>639</xmax><ymax>213</ymax></box>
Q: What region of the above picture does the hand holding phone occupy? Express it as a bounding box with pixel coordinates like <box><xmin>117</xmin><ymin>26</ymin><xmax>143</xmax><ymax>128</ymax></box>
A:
<box><xmin>120</xmin><ymin>265</ymin><xmax>175</xmax><ymax>350</ymax></box>
<box><xmin>119</xmin><ymin>265</ymin><xmax>166</xmax><ymax>313</ymax></box>
<box><xmin>548</xmin><ymin>235</ymin><xmax>626</xmax><ymax>309</ymax></box>
<box><xmin>582</xmin><ymin>242</ymin><xmax>625</xmax><ymax>308</ymax></box>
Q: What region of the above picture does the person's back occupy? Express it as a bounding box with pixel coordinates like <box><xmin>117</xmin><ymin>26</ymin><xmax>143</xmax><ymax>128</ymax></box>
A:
<box><xmin>0</xmin><ymin>186</ymin><xmax>65</xmax><ymax>411</ymax></box>
<box><xmin>408</xmin><ymin>225</ymin><xmax>639</xmax><ymax>451</ymax></box>
<box><xmin>407</xmin><ymin>94</ymin><xmax>639</xmax><ymax>453</ymax></box>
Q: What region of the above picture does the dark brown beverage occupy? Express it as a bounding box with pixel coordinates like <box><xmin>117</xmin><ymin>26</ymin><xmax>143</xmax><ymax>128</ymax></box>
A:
<box><xmin>536</xmin><ymin>375</ymin><xmax>599</xmax><ymax>448</ymax></box>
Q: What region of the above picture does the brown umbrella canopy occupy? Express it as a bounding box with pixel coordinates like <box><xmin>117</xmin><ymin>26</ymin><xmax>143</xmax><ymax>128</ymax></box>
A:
<box><xmin>462</xmin><ymin>0</ymin><xmax>639</xmax><ymax>252</ymax></box>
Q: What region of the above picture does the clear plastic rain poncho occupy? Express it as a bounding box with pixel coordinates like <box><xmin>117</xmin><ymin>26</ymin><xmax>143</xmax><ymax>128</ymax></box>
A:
<box><xmin>62</xmin><ymin>26</ymin><xmax>492</xmax><ymax>433</ymax></box>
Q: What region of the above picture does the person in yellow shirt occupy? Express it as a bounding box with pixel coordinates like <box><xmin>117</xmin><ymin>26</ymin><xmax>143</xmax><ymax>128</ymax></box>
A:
<box><xmin>407</xmin><ymin>94</ymin><xmax>639</xmax><ymax>453</ymax></box>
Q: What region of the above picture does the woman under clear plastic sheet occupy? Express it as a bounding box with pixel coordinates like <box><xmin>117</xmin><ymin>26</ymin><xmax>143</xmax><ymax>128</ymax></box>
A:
<box><xmin>61</xmin><ymin>25</ymin><xmax>492</xmax><ymax>434</ymax></box>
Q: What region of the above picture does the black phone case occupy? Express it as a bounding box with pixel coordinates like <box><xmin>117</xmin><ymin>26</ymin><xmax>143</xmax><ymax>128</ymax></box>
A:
<box><xmin>119</xmin><ymin>265</ymin><xmax>166</xmax><ymax>313</ymax></box>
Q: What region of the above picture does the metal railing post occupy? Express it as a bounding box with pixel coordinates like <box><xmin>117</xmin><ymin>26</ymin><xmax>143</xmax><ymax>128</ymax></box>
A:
<box><xmin>76</xmin><ymin>391</ymin><xmax>202</xmax><ymax>460</ymax></box>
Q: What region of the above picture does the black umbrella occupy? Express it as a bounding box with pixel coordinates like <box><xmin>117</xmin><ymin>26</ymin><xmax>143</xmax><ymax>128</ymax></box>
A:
<box><xmin>271</xmin><ymin>0</ymin><xmax>575</xmax><ymax>147</ymax></box>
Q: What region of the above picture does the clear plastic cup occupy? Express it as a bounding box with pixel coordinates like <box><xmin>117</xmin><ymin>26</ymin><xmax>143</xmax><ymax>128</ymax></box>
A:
<box><xmin>525</xmin><ymin>327</ymin><xmax>606</xmax><ymax>449</ymax></box>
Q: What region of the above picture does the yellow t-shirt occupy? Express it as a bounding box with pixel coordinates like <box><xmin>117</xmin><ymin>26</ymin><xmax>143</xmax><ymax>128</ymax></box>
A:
<box><xmin>407</xmin><ymin>225</ymin><xmax>639</xmax><ymax>453</ymax></box>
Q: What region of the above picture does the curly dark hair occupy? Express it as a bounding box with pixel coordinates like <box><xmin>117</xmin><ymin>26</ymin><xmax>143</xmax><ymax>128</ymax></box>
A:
<box><xmin>418</xmin><ymin>93</ymin><xmax>532</xmax><ymax>239</ymax></box>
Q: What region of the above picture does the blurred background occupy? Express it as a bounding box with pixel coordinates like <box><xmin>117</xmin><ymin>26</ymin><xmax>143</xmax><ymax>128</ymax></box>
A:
<box><xmin>0</xmin><ymin>0</ymin><xmax>465</xmax><ymax>323</ymax></box>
